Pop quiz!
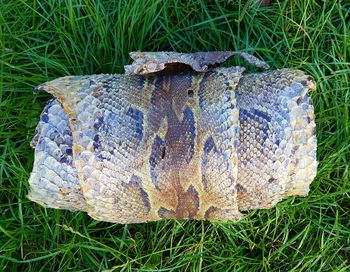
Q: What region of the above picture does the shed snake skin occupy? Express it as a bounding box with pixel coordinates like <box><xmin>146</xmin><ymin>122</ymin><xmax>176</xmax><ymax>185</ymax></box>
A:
<box><xmin>28</xmin><ymin>52</ymin><xmax>317</xmax><ymax>223</ymax></box>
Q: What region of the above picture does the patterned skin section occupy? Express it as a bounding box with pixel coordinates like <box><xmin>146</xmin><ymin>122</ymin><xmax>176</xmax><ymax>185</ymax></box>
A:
<box><xmin>28</xmin><ymin>67</ymin><xmax>317</xmax><ymax>223</ymax></box>
<box><xmin>27</xmin><ymin>99</ymin><xmax>87</xmax><ymax>211</ymax></box>
<box><xmin>235</xmin><ymin>70</ymin><xmax>317</xmax><ymax>210</ymax></box>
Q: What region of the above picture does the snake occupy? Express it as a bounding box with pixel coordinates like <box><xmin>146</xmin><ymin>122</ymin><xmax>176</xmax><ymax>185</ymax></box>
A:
<box><xmin>27</xmin><ymin>52</ymin><xmax>317</xmax><ymax>223</ymax></box>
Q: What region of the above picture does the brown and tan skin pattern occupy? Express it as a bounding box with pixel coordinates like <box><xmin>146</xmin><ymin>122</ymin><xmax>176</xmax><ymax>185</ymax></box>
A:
<box><xmin>27</xmin><ymin>52</ymin><xmax>317</xmax><ymax>223</ymax></box>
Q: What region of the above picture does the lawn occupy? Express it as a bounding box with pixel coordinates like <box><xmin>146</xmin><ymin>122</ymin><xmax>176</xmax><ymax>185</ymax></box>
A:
<box><xmin>0</xmin><ymin>0</ymin><xmax>349</xmax><ymax>271</ymax></box>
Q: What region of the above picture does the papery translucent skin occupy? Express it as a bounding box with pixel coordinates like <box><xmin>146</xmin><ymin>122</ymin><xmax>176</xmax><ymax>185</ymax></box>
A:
<box><xmin>28</xmin><ymin>52</ymin><xmax>317</xmax><ymax>223</ymax></box>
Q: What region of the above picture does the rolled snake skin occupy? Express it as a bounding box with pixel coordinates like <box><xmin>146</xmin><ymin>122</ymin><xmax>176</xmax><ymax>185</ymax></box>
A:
<box><xmin>28</xmin><ymin>52</ymin><xmax>317</xmax><ymax>223</ymax></box>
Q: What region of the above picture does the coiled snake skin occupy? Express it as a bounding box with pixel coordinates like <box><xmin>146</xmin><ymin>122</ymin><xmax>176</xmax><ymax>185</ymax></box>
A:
<box><xmin>28</xmin><ymin>52</ymin><xmax>317</xmax><ymax>223</ymax></box>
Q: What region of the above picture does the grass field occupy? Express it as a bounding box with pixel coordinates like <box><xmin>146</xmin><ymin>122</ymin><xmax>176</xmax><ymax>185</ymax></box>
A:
<box><xmin>1</xmin><ymin>0</ymin><xmax>349</xmax><ymax>271</ymax></box>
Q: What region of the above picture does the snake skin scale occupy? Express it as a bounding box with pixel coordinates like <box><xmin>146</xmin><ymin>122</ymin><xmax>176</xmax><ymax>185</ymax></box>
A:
<box><xmin>28</xmin><ymin>52</ymin><xmax>317</xmax><ymax>223</ymax></box>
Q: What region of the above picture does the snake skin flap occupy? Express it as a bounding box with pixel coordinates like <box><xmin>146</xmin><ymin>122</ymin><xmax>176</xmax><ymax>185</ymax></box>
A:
<box><xmin>28</xmin><ymin>52</ymin><xmax>317</xmax><ymax>223</ymax></box>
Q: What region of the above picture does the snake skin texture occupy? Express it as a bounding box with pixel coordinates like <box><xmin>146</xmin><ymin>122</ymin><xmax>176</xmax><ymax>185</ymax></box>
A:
<box><xmin>28</xmin><ymin>52</ymin><xmax>317</xmax><ymax>223</ymax></box>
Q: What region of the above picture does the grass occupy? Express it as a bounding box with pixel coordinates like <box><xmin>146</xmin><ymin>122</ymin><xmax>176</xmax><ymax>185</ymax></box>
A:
<box><xmin>0</xmin><ymin>0</ymin><xmax>349</xmax><ymax>271</ymax></box>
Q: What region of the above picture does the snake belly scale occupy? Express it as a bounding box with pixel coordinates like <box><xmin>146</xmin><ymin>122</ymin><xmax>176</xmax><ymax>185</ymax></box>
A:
<box><xmin>28</xmin><ymin>52</ymin><xmax>317</xmax><ymax>223</ymax></box>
